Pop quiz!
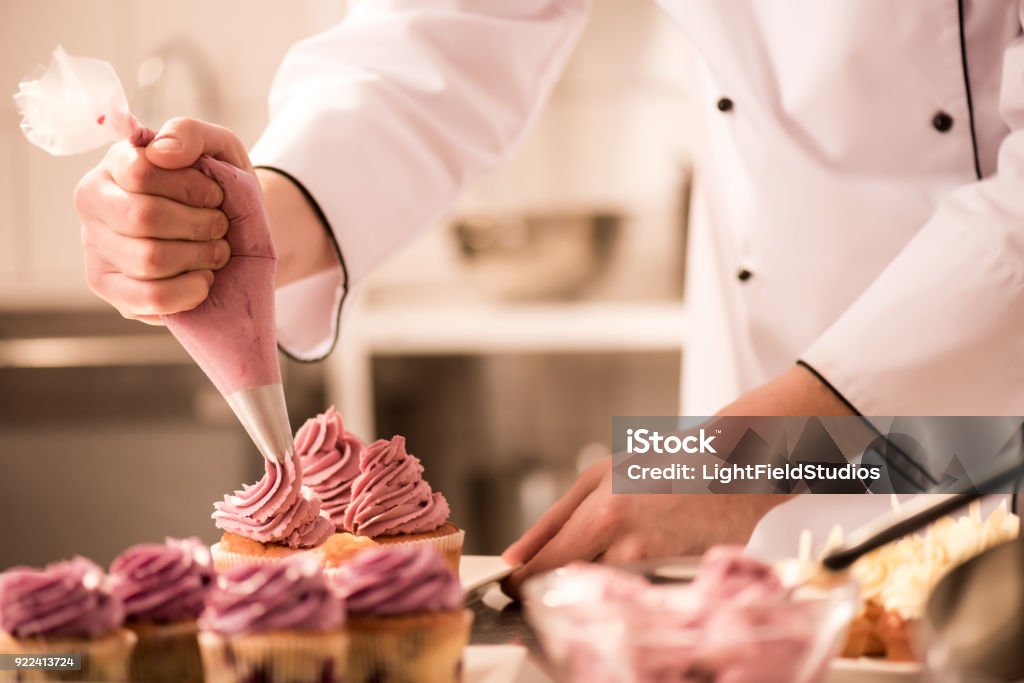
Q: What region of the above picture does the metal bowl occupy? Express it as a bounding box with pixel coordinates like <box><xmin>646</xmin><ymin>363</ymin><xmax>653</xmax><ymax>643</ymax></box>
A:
<box><xmin>452</xmin><ymin>212</ymin><xmax>620</xmax><ymax>301</ymax></box>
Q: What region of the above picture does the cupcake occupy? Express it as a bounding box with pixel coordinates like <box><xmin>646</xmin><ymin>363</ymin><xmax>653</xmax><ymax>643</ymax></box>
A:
<box><xmin>295</xmin><ymin>405</ymin><xmax>364</xmax><ymax>528</ymax></box>
<box><xmin>0</xmin><ymin>557</ymin><xmax>134</xmax><ymax>682</ymax></box>
<box><xmin>109</xmin><ymin>537</ymin><xmax>214</xmax><ymax>683</ymax></box>
<box><xmin>211</xmin><ymin>454</ymin><xmax>334</xmax><ymax>570</ymax></box>
<box><xmin>331</xmin><ymin>547</ymin><xmax>471</xmax><ymax>683</ymax></box>
<box><xmin>340</xmin><ymin>435</ymin><xmax>464</xmax><ymax>572</ymax></box>
<box><xmin>198</xmin><ymin>555</ymin><xmax>346</xmax><ymax>683</ymax></box>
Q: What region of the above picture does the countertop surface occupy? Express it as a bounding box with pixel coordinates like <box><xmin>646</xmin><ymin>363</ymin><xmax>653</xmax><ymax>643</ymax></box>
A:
<box><xmin>470</xmin><ymin>587</ymin><xmax>539</xmax><ymax>655</ymax></box>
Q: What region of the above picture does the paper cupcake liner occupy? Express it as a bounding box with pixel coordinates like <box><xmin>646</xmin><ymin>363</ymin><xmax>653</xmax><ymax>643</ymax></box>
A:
<box><xmin>377</xmin><ymin>527</ymin><xmax>465</xmax><ymax>571</ymax></box>
<box><xmin>127</xmin><ymin>620</ymin><xmax>202</xmax><ymax>683</ymax></box>
<box><xmin>198</xmin><ymin>629</ymin><xmax>347</xmax><ymax>683</ymax></box>
<box><xmin>210</xmin><ymin>542</ymin><xmax>310</xmax><ymax>572</ymax></box>
<box><xmin>0</xmin><ymin>629</ymin><xmax>135</xmax><ymax>682</ymax></box>
<box><xmin>344</xmin><ymin>610</ymin><xmax>472</xmax><ymax>683</ymax></box>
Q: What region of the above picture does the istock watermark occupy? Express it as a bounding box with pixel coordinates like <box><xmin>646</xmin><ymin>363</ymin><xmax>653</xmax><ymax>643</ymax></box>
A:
<box><xmin>626</xmin><ymin>428</ymin><xmax>718</xmax><ymax>455</ymax></box>
<box><xmin>611</xmin><ymin>416</ymin><xmax>1024</xmax><ymax>495</ymax></box>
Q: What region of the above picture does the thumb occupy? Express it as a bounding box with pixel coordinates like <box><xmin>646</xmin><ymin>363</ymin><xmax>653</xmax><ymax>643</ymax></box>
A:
<box><xmin>145</xmin><ymin>117</ymin><xmax>253</xmax><ymax>173</ymax></box>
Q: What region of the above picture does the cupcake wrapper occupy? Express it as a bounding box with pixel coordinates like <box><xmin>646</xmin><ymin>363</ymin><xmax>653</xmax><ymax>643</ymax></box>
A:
<box><xmin>199</xmin><ymin>630</ymin><xmax>347</xmax><ymax>683</ymax></box>
<box><xmin>391</xmin><ymin>528</ymin><xmax>464</xmax><ymax>570</ymax></box>
<box><xmin>371</xmin><ymin>529</ymin><xmax>465</xmax><ymax>573</ymax></box>
<box><xmin>345</xmin><ymin>610</ymin><xmax>472</xmax><ymax>683</ymax></box>
<box><xmin>0</xmin><ymin>629</ymin><xmax>135</xmax><ymax>682</ymax></box>
<box><xmin>210</xmin><ymin>542</ymin><xmax>309</xmax><ymax>572</ymax></box>
<box><xmin>127</xmin><ymin>620</ymin><xmax>203</xmax><ymax>683</ymax></box>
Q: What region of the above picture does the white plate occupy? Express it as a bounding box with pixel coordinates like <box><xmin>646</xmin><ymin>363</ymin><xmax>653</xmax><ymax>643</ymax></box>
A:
<box><xmin>461</xmin><ymin>555</ymin><xmax>518</xmax><ymax>594</ymax></box>
<box><xmin>825</xmin><ymin>657</ymin><xmax>923</xmax><ymax>683</ymax></box>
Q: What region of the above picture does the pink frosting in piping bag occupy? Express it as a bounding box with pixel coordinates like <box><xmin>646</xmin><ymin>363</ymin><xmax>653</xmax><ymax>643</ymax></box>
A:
<box><xmin>123</xmin><ymin>126</ymin><xmax>282</xmax><ymax>395</ymax></box>
<box><xmin>15</xmin><ymin>49</ymin><xmax>290</xmax><ymax>462</ymax></box>
<box><xmin>15</xmin><ymin>48</ymin><xmax>330</xmax><ymax>547</ymax></box>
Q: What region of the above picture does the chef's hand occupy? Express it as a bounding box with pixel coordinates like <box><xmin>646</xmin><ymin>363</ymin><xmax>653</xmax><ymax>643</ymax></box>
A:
<box><xmin>500</xmin><ymin>365</ymin><xmax>853</xmax><ymax>598</ymax></box>
<box><xmin>500</xmin><ymin>459</ymin><xmax>782</xmax><ymax>597</ymax></box>
<box><xmin>74</xmin><ymin>117</ymin><xmax>253</xmax><ymax>324</ymax></box>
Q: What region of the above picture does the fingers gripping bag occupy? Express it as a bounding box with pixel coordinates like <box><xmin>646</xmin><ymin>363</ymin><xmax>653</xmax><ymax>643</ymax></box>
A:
<box><xmin>14</xmin><ymin>47</ymin><xmax>293</xmax><ymax>463</ymax></box>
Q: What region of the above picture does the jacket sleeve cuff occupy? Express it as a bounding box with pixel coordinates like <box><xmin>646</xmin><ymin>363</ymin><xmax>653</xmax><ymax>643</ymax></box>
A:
<box><xmin>800</xmin><ymin>206</ymin><xmax>1024</xmax><ymax>415</ymax></box>
<box><xmin>254</xmin><ymin>164</ymin><xmax>348</xmax><ymax>363</ymax></box>
<box><xmin>795</xmin><ymin>360</ymin><xmax>863</xmax><ymax>416</ymax></box>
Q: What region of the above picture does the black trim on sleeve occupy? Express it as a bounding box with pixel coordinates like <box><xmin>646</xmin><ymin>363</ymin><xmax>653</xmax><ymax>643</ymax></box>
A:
<box><xmin>256</xmin><ymin>165</ymin><xmax>348</xmax><ymax>364</ymax></box>
<box><xmin>1014</xmin><ymin>423</ymin><xmax>1023</xmax><ymax>517</ymax></box>
<box><xmin>796</xmin><ymin>360</ymin><xmax>940</xmax><ymax>490</ymax></box>
<box><xmin>957</xmin><ymin>0</ymin><xmax>983</xmax><ymax>180</ymax></box>
<box><xmin>796</xmin><ymin>359</ymin><xmax>863</xmax><ymax>417</ymax></box>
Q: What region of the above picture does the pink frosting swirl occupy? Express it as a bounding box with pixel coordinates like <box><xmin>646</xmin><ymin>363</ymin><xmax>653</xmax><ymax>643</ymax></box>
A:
<box><xmin>295</xmin><ymin>406</ymin><xmax>364</xmax><ymax>529</ymax></box>
<box><xmin>0</xmin><ymin>557</ymin><xmax>123</xmax><ymax>638</ymax></box>
<box><xmin>212</xmin><ymin>456</ymin><xmax>333</xmax><ymax>548</ymax></box>
<box><xmin>330</xmin><ymin>547</ymin><xmax>462</xmax><ymax>616</ymax></box>
<box><xmin>109</xmin><ymin>538</ymin><xmax>214</xmax><ymax>624</ymax></box>
<box><xmin>200</xmin><ymin>556</ymin><xmax>344</xmax><ymax>635</ymax></box>
<box><xmin>343</xmin><ymin>436</ymin><xmax>450</xmax><ymax>537</ymax></box>
<box><xmin>691</xmin><ymin>545</ymin><xmax>783</xmax><ymax>601</ymax></box>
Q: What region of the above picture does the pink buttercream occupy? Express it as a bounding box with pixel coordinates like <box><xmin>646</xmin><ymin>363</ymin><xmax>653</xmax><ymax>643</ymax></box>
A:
<box><xmin>163</xmin><ymin>157</ymin><xmax>280</xmax><ymax>394</ymax></box>
<box><xmin>118</xmin><ymin>124</ymin><xmax>282</xmax><ymax>396</ymax></box>
<box><xmin>330</xmin><ymin>547</ymin><xmax>462</xmax><ymax>616</ymax></box>
<box><xmin>109</xmin><ymin>537</ymin><xmax>213</xmax><ymax>624</ymax></box>
<box><xmin>0</xmin><ymin>557</ymin><xmax>123</xmax><ymax>638</ymax></box>
<box><xmin>534</xmin><ymin>548</ymin><xmax>821</xmax><ymax>683</ymax></box>
<box><xmin>212</xmin><ymin>456</ymin><xmax>333</xmax><ymax>548</ymax></box>
<box><xmin>343</xmin><ymin>436</ymin><xmax>450</xmax><ymax>537</ymax></box>
<box><xmin>200</xmin><ymin>556</ymin><xmax>344</xmax><ymax>636</ymax></box>
<box><xmin>295</xmin><ymin>406</ymin><xmax>364</xmax><ymax>528</ymax></box>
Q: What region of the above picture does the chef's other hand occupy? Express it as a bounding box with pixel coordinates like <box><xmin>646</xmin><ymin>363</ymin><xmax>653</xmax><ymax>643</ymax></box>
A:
<box><xmin>499</xmin><ymin>458</ymin><xmax>781</xmax><ymax>599</ymax></box>
<box><xmin>498</xmin><ymin>366</ymin><xmax>850</xmax><ymax>599</ymax></box>
<box><xmin>74</xmin><ymin>117</ymin><xmax>254</xmax><ymax>324</ymax></box>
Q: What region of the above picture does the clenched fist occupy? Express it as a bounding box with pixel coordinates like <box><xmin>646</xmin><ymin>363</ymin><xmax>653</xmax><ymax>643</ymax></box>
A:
<box><xmin>74</xmin><ymin>117</ymin><xmax>254</xmax><ymax>324</ymax></box>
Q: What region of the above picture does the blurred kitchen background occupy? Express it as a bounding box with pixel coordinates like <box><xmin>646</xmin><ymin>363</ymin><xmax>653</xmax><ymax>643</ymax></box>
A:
<box><xmin>0</xmin><ymin>0</ymin><xmax>706</xmax><ymax>567</ymax></box>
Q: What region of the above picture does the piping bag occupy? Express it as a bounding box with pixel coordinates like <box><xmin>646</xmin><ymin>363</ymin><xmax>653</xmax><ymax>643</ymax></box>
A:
<box><xmin>15</xmin><ymin>47</ymin><xmax>293</xmax><ymax>463</ymax></box>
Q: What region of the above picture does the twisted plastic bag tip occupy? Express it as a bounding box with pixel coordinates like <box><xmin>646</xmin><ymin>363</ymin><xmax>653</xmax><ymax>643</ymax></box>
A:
<box><xmin>14</xmin><ymin>46</ymin><xmax>137</xmax><ymax>156</ymax></box>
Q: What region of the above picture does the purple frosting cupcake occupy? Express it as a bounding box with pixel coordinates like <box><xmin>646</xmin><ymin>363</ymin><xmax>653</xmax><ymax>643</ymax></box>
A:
<box><xmin>109</xmin><ymin>538</ymin><xmax>214</xmax><ymax>683</ymax></box>
<box><xmin>201</xmin><ymin>556</ymin><xmax>343</xmax><ymax>635</ymax></box>
<box><xmin>110</xmin><ymin>537</ymin><xmax>214</xmax><ymax>624</ymax></box>
<box><xmin>295</xmin><ymin>405</ymin><xmax>364</xmax><ymax>528</ymax></box>
<box><xmin>0</xmin><ymin>557</ymin><xmax>135</xmax><ymax>681</ymax></box>
<box><xmin>197</xmin><ymin>556</ymin><xmax>347</xmax><ymax>683</ymax></box>
<box><xmin>0</xmin><ymin>557</ymin><xmax>122</xmax><ymax>638</ymax></box>
<box><xmin>329</xmin><ymin>547</ymin><xmax>471</xmax><ymax>683</ymax></box>
<box><xmin>332</xmin><ymin>546</ymin><xmax>463</xmax><ymax>616</ymax></box>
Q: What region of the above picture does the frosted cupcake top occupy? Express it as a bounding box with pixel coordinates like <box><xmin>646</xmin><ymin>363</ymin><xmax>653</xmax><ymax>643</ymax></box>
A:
<box><xmin>295</xmin><ymin>405</ymin><xmax>364</xmax><ymax>529</ymax></box>
<box><xmin>330</xmin><ymin>547</ymin><xmax>462</xmax><ymax>616</ymax></box>
<box><xmin>0</xmin><ymin>557</ymin><xmax>123</xmax><ymax>638</ymax></box>
<box><xmin>200</xmin><ymin>556</ymin><xmax>344</xmax><ymax>635</ymax></box>
<box><xmin>109</xmin><ymin>537</ymin><xmax>214</xmax><ymax>624</ymax></box>
<box><xmin>343</xmin><ymin>436</ymin><xmax>450</xmax><ymax>537</ymax></box>
<box><xmin>212</xmin><ymin>455</ymin><xmax>334</xmax><ymax>548</ymax></box>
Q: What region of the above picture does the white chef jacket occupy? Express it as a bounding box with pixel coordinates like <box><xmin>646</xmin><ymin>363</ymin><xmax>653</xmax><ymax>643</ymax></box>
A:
<box><xmin>253</xmin><ymin>1</ymin><xmax>1024</xmax><ymax>418</ymax></box>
